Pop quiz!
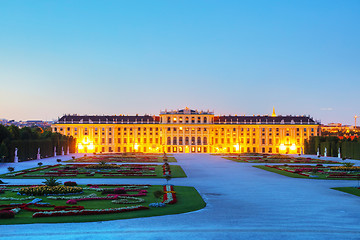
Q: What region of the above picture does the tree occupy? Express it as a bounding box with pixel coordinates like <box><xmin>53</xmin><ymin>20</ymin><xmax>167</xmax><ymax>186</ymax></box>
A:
<box><xmin>153</xmin><ymin>190</ymin><xmax>164</xmax><ymax>203</ymax></box>
<box><xmin>42</xmin><ymin>176</ymin><xmax>61</xmax><ymax>186</ymax></box>
<box><xmin>0</xmin><ymin>125</ymin><xmax>10</xmax><ymax>143</ymax></box>
<box><xmin>7</xmin><ymin>167</ymin><xmax>14</xmax><ymax>173</ymax></box>
<box><xmin>8</xmin><ymin>125</ymin><xmax>20</xmax><ymax>140</ymax></box>
<box><xmin>0</xmin><ymin>142</ymin><xmax>8</xmax><ymax>160</ymax></box>
<box><xmin>38</xmin><ymin>162</ymin><xmax>43</xmax><ymax>167</ymax></box>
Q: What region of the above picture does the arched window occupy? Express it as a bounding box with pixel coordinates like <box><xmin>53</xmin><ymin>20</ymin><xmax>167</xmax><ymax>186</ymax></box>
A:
<box><xmin>185</xmin><ymin>137</ymin><xmax>189</xmax><ymax>145</ymax></box>
<box><xmin>197</xmin><ymin>137</ymin><xmax>201</xmax><ymax>145</ymax></box>
<box><xmin>179</xmin><ymin>137</ymin><xmax>183</xmax><ymax>145</ymax></box>
<box><xmin>198</xmin><ymin>117</ymin><xmax>201</xmax><ymax>123</ymax></box>
<box><xmin>191</xmin><ymin>117</ymin><xmax>195</xmax><ymax>123</ymax></box>
<box><xmin>173</xmin><ymin>137</ymin><xmax>177</xmax><ymax>145</ymax></box>
<box><xmin>203</xmin><ymin>137</ymin><xmax>207</xmax><ymax>145</ymax></box>
<box><xmin>185</xmin><ymin>117</ymin><xmax>189</xmax><ymax>123</ymax></box>
<box><xmin>204</xmin><ymin>117</ymin><xmax>207</xmax><ymax>123</ymax></box>
<box><xmin>191</xmin><ymin>137</ymin><xmax>195</xmax><ymax>145</ymax></box>
<box><xmin>167</xmin><ymin>137</ymin><xmax>171</xmax><ymax>145</ymax></box>
<box><xmin>167</xmin><ymin>117</ymin><xmax>171</xmax><ymax>123</ymax></box>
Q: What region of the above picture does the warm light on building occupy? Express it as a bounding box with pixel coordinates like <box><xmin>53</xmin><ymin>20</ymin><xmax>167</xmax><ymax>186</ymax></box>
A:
<box><xmin>290</xmin><ymin>144</ymin><xmax>296</xmax><ymax>151</ymax></box>
<box><xmin>52</xmin><ymin>108</ymin><xmax>320</xmax><ymax>154</ymax></box>
<box><xmin>279</xmin><ymin>144</ymin><xmax>286</xmax><ymax>151</ymax></box>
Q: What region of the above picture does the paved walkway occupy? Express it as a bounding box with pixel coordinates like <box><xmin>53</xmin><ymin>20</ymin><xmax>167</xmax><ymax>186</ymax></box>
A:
<box><xmin>1</xmin><ymin>154</ymin><xmax>360</xmax><ymax>240</ymax></box>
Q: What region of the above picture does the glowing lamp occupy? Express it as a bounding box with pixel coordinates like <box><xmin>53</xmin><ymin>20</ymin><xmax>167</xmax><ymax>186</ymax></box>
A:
<box><xmin>290</xmin><ymin>144</ymin><xmax>296</xmax><ymax>151</ymax></box>
<box><xmin>88</xmin><ymin>142</ymin><xmax>94</xmax><ymax>150</ymax></box>
<box><xmin>134</xmin><ymin>143</ymin><xmax>139</xmax><ymax>150</ymax></box>
<box><xmin>78</xmin><ymin>143</ymin><xmax>84</xmax><ymax>150</ymax></box>
<box><xmin>279</xmin><ymin>144</ymin><xmax>286</xmax><ymax>151</ymax></box>
<box><xmin>234</xmin><ymin>145</ymin><xmax>240</xmax><ymax>151</ymax></box>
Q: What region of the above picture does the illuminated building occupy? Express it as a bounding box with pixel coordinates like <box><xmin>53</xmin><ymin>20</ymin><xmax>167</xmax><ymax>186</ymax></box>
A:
<box><xmin>52</xmin><ymin>108</ymin><xmax>320</xmax><ymax>154</ymax></box>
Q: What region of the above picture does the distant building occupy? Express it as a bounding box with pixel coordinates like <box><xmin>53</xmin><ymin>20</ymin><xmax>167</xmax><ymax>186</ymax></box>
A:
<box><xmin>52</xmin><ymin>108</ymin><xmax>320</xmax><ymax>154</ymax></box>
<box><xmin>321</xmin><ymin>123</ymin><xmax>360</xmax><ymax>137</ymax></box>
<box><xmin>0</xmin><ymin>119</ymin><xmax>52</xmax><ymax>129</ymax></box>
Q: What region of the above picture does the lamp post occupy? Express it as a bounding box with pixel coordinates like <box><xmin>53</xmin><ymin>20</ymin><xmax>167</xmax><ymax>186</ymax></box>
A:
<box><xmin>355</xmin><ymin>115</ymin><xmax>358</xmax><ymax>129</ymax></box>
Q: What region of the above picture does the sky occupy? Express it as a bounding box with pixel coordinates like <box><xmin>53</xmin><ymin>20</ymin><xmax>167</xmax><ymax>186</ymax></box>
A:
<box><xmin>0</xmin><ymin>0</ymin><xmax>359</xmax><ymax>125</ymax></box>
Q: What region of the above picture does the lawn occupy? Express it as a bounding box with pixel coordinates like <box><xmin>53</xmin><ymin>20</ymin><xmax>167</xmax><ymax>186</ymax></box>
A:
<box><xmin>332</xmin><ymin>187</ymin><xmax>360</xmax><ymax>197</ymax></box>
<box><xmin>1</xmin><ymin>164</ymin><xmax>187</xmax><ymax>179</ymax></box>
<box><xmin>0</xmin><ymin>184</ymin><xmax>205</xmax><ymax>225</ymax></box>
<box><xmin>254</xmin><ymin>165</ymin><xmax>360</xmax><ymax>180</ymax></box>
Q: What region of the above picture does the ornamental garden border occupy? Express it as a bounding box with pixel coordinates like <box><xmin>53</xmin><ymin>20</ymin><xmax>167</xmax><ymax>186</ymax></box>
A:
<box><xmin>0</xmin><ymin>184</ymin><xmax>205</xmax><ymax>224</ymax></box>
<box><xmin>65</xmin><ymin>154</ymin><xmax>177</xmax><ymax>163</ymax></box>
<box><xmin>0</xmin><ymin>163</ymin><xmax>187</xmax><ymax>179</ymax></box>
<box><xmin>254</xmin><ymin>164</ymin><xmax>360</xmax><ymax>180</ymax></box>
<box><xmin>223</xmin><ymin>154</ymin><xmax>340</xmax><ymax>164</ymax></box>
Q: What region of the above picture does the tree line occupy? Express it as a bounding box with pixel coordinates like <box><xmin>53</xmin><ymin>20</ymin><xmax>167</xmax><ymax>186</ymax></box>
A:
<box><xmin>0</xmin><ymin>125</ymin><xmax>76</xmax><ymax>162</ymax></box>
<box><xmin>304</xmin><ymin>136</ymin><xmax>360</xmax><ymax>160</ymax></box>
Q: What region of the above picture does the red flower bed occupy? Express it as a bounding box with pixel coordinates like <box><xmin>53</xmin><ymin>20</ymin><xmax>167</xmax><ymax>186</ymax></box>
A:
<box><xmin>32</xmin><ymin>205</ymin><xmax>149</xmax><ymax>218</ymax></box>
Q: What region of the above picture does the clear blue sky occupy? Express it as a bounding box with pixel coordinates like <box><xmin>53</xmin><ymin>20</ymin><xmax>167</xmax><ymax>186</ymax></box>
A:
<box><xmin>0</xmin><ymin>0</ymin><xmax>359</xmax><ymax>125</ymax></box>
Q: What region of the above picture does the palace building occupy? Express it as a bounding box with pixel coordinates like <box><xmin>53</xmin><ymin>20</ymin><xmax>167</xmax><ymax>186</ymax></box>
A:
<box><xmin>51</xmin><ymin>108</ymin><xmax>320</xmax><ymax>154</ymax></box>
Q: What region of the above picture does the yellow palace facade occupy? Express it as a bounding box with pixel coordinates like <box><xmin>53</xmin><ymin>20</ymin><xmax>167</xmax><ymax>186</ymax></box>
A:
<box><xmin>52</xmin><ymin>108</ymin><xmax>320</xmax><ymax>154</ymax></box>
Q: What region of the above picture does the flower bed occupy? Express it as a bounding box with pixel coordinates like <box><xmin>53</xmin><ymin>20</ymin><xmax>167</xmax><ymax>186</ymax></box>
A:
<box><xmin>226</xmin><ymin>154</ymin><xmax>339</xmax><ymax>164</ymax></box>
<box><xmin>256</xmin><ymin>164</ymin><xmax>360</xmax><ymax>180</ymax></box>
<box><xmin>18</xmin><ymin>185</ymin><xmax>83</xmax><ymax>196</ymax></box>
<box><xmin>162</xmin><ymin>185</ymin><xmax>177</xmax><ymax>204</ymax></box>
<box><xmin>32</xmin><ymin>205</ymin><xmax>149</xmax><ymax>218</ymax></box>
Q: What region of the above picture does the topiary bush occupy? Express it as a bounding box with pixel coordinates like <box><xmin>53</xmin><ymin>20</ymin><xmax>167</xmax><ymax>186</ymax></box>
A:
<box><xmin>0</xmin><ymin>210</ymin><xmax>15</xmax><ymax>219</ymax></box>
<box><xmin>64</xmin><ymin>181</ymin><xmax>77</xmax><ymax>186</ymax></box>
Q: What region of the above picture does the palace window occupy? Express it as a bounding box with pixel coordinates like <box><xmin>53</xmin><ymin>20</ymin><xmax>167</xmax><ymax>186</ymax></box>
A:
<box><xmin>197</xmin><ymin>137</ymin><xmax>201</xmax><ymax>145</ymax></box>
<box><xmin>204</xmin><ymin>117</ymin><xmax>207</xmax><ymax>123</ymax></box>
<box><xmin>173</xmin><ymin>137</ymin><xmax>177</xmax><ymax>145</ymax></box>
<box><xmin>203</xmin><ymin>137</ymin><xmax>207</xmax><ymax>145</ymax></box>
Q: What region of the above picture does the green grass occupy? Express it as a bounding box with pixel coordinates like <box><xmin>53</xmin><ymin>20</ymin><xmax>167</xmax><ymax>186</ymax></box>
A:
<box><xmin>253</xmin><ymin>165</ymin><xmax>309</xmax><ymax>178</ymax></box>
<box><xmin>0</xmin><ymin>165</ymin><xmax>187</xmax><ymax>179</ymax></box>
<box><xmin>0</xmin><ymin>185</ymin><xmax>205</xmax><ymax>225</ymax></box>
<box><xmin>332</xmin><ymin>187</ymin><xmax>360</xmax><ymax>197</ymax></box>
<box><xmin>254</xmin><ymin>165</ymin><xmax>360</xmax><ymax>180</ymax></box>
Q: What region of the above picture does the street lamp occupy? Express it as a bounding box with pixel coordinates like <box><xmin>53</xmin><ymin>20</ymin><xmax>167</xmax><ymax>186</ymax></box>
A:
<box><xmin>355</xmin><ymin>115</ymin><xmax>358</xmax><ymax>129</ymax></box>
